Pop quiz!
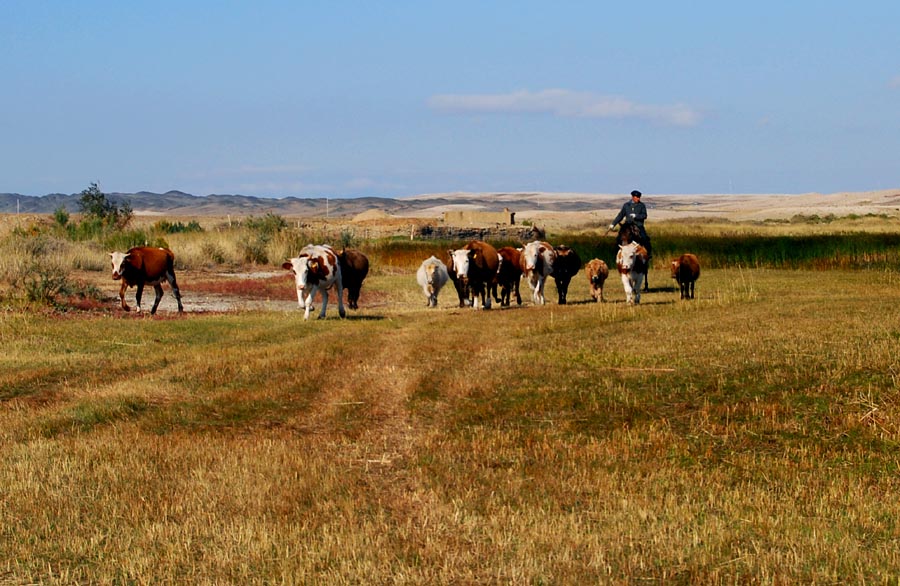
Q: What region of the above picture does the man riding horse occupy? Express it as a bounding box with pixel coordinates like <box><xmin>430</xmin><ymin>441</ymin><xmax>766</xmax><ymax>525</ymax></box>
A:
<box><xmin>609</xmin><ymin>190</ymin><xmax>652</xmax><ymax>289</ymax></box>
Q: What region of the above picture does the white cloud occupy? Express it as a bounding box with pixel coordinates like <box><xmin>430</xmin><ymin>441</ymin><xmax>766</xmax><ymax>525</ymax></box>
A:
<box><xmin>427</xmin><ymin>89</ymin><xmax>702</xmax><ymax>127</ymax></box>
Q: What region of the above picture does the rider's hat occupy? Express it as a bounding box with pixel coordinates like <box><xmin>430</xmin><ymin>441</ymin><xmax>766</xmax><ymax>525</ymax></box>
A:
<box><xmin>630</xmin><ymin>190</ymin><xmax>642</xmax><ymax>198</ymax></box>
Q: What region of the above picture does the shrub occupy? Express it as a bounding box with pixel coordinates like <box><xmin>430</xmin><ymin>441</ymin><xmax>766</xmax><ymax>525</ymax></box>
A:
<box><xmin>244</xmin><ymin>212</ymin><xmax>287</xmax><ymax>236</ymax></box>
<box><xmin>154</xmin><ymin>219</ymin><xmax>204</xmax><ymax>234</ymax></box>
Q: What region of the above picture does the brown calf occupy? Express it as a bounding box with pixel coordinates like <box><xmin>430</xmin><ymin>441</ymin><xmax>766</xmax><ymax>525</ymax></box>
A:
<box><xmin>585</xmin><ymin>258</ymin><xmax>609</xmax><ymax>302</ymax></box>
<box><xmin>670</xmin><ymin>253</ymin><xmax>701</xmax><ymax>299</ymax></box>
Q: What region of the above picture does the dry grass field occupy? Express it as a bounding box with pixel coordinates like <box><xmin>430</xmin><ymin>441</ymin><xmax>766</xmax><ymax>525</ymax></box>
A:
<box><xmin>3</xmin><ymin>203</ymin><xmax>900</xmax><ymax>583</ymax></box>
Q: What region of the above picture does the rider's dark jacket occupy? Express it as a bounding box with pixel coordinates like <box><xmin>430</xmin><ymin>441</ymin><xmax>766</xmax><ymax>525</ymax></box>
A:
<box><xmin>611</xmin><ymin>200</ymin><xmax>647</xmax><ymax>228</ymax></box>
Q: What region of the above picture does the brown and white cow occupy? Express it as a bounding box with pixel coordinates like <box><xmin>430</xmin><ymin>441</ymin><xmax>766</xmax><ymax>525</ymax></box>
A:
<box><xmin>585</xmin><ymin>258</ymin><xmax>609</xmax><ymax>302</ymax></box>
<box><xmin>109</xmin><ymin>246</ymin><xmax>183</xmax><ymax>314</ymax></box>
<box><xmin>338</xmin><ymin>248</ymin><xmax>369</xmax><ymax>309</ymax></box>
<box><xmin>448</xmin><ymin>240</ymin><xmax>500</xmax><ymax>310</ymax></box>
<box><xmin>551</xmin><ymin>245</ymin><xmax>581</xmax><ymax>304</ymax></box>
<box><xmin>445</xmin><ymin>252</ymin><xmax>471</xmax><ymax>308</ymax></box>
<box><xmin>282</xmin><ymin>244</ymin><xmax>346</xmax><ymax>320</ymax></box>
<box><xmin>520</xmin><ymin>240</ymin><xmax>556</xmax><ymax>305</ymax></box>
<box><xmin>416</xmin><ymin>255</ymin><xmax>450</xmax><ymax>307</ymax></box>
<box><xmin>495</xmin><ymin>246</ymin><xmax>523</xmax><ymax>307</ymax></box>
<box><xmin>616</xmin><ymin>242</ymin><xmax>650</xmax><ymax>305</ymax></box>
<box><xmin>671</xmin><ymin>253</ymin><xmax>701</xmax><ymax>300</ymax></box>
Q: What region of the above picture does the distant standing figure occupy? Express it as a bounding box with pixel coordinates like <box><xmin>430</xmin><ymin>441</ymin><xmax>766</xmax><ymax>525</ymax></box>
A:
<box><xmin>109</xmin><ymin>246</ymin><xmax>183</xmax><ymax>314</ymax></box>
<box><xmin>586</xmin><ymin>259</ymin><xmax>609</xmax><ymax>302</ymax></box>
<box><xmin>671</xmin><ymin>253</ymin><xmax>701</xmax><ymax>300</ymax></box>
<box><xmin>416</xmin><ymin>256</ymin><xmax>450</xmax><ymax>308</ymax></box>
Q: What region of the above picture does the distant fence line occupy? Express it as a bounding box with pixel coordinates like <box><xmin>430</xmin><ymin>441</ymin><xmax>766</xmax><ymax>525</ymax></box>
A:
<box><xmin>288</xmin><ymin>223</ymin><xmax>544</xmax><ymax>243</ymax></box>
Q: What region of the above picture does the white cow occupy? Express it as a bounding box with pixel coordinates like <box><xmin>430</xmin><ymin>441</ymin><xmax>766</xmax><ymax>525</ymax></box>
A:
<box><xmin>282</xmin><ymin>244</ymin><xmax>346</xmax><ymax>320</ymax></box>
<box><xmin>416</xmin><ymin>256</ymin><xmax>450</xmax><ymax>308</ymax></box>
<box><xmin>520</xmin><ymin>240</ymin><xmax>556</xmax><ymax>305</ymax></box>
<box><xmin>616</xmin><ymin>241</ymin><xmax>650</xmax><ymax>305</ymax></box>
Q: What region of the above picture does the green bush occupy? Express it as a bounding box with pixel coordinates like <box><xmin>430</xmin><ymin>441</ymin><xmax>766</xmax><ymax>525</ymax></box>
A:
<box><xmin>154</xmin><ymin>219</ymin><xmax>203</xmax><ymax>234</ymax></box>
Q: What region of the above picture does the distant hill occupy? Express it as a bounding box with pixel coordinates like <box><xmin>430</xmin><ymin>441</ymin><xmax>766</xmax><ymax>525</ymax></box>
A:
<box><xmin>4</xmin><ymin>189</ymin><xmax>900</xmax><ymax>222</ymax></box>
<box><xmin>0</xmin><ymin>190</ymin><xmax>601</xmax><ymax>218</ymax></box>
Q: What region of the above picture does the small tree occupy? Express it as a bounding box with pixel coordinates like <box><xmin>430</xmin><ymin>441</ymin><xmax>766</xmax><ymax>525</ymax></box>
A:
<box><xmin>77</xmin><ymin>182</ymin><xmax>133</xmax><ymax>230</ymax></box>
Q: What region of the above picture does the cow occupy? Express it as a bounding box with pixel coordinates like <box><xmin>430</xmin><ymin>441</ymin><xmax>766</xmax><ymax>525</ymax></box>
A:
<box><xmin>520</xmin><ymin>240</ymin><xmax>556</xmax><ymax>305</ymax></box>
<box><xmin>586</xmin><ymin>258</ymin><xmax>609</xmax><ymax>302</ymax></box>
<box><xmin>338</xmin><ymin>248</ymin><xmax>369</xmax><ymax>309</ymax></box>
<box><xmin>109</xmin><ymin>246</ymin><xmax>183</xmax><ymax>315</ymax></box>
<box><xmin>616</xmin><ymin>241</ymin><xmax>650</xmax><ymax>305</ymax></box>
<box><xmin>671</xmin><ymin>253</ymin><xmax>701</xmax><ymax>300</ymax></box>
<box><xmin>551</xmin><ymin>245</ymin><xmax>581</xmax><ymax>304</ymax></box>
<box><xmin>282</xmin><ymin>244</ymin><xmax>346</xmax><ymax>320</ymax></box>
<box><xmin>495</xmin><ymin>246</ymin><xmax>523</xmax><ymax>307</ymax></box>
<box><xmin>448</xmin><ymin>240</ymin><xmax>500</xmax><ymax>310</ymax></box>
<box><xmin>416</xmin><ymin>256</ymin><xmax>450</xmax><ymax>308</ymax></box>
<box><xmin>445</xmin><ymin>252</ymin><xmax>471</xmax><ymax>308</ymax></box>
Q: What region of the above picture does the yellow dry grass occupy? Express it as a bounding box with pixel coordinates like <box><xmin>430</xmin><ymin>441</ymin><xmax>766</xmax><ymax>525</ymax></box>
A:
<box><xmin>3</xmin><ymin>265</ymin><xmax>900</xmax><ymax>583</ymax></box>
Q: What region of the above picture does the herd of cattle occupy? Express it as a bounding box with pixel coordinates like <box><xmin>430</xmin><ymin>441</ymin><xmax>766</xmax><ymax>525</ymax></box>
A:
<box><xmin>109</xmin><ymin>241</ymin><xmax>701</xmax><ymax>319</ymax></box>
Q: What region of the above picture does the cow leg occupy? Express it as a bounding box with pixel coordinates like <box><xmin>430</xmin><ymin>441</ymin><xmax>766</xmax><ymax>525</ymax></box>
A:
<box><xmin>317</xmin><ymin>287</ymin><xmax>329</xmax><ymax>319</ymax></box>
<box><xmin>621</xmin><ymin>273</ymin><xmax>634</xmax><ymax>305</ymax></box>
<box><xmin>514</xmin><ymin>280</ymin><xmax>521</xmax><ymax>305</ymax></box>
<box><xmin>134</xmin><ymin>283</ymin><xmax>145</xmax><ymax>313</ymax></box>
<box><xmin>303</xmin><ymin>291</ymin><xmax>315</xmax><ymax>320</ymax></box>
<box><xmin>690</xmin><ymin>281</ymin><xmax>695</xmax><ymax>299</ymax></box>
<box><xmin>166</xmin><ymin>270</ymin><xmax>184</xmax><ymax>312</ymax></box>
<box><xmin>335</xmin><ymin>281</ymin><xmax>346</xmax><ymax>318</ymax></box>
<box><xmin>557</xmin><ymin>278</ymin><xmax>569</xmax><ymax>305</ymax></box>
<box><xmin>119</xmin><ymin>282</ymin><xmax>131</xmax><ymax>311</ymax></box>
<box><xmin>150</xmin><ymin>283</ymin><xmax>164</xmax><ymax>315</ymax></box>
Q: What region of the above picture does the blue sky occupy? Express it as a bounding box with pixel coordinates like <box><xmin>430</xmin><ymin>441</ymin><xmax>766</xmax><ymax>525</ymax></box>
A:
<box><xmin>2</xmin><ymin>1</ymin><xmax>899</xmax><ymax>198</ymax></box>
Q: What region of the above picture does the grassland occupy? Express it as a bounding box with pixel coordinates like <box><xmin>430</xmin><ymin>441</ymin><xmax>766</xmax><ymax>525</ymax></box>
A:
<box><xmin>2</xmin><ymin>214</ymin><xmax>900</xmax><ymax>583</ymax></box>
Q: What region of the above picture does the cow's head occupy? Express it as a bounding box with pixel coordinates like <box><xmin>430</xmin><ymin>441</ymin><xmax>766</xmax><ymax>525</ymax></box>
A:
<box><xmin>109</xmin><ymin>251</ymin><xmax>130</xmax><ymax>280</ymax></box>
<box><xmin>670</xmin><ymin>258</ymin><xmax>681</xmax><ymax>279</ymax></box>
<box><xmin>522</xmin><ymin>241</ymin><xmax>548</xmax><ymax>273</ymax></box>
<box><xmin>283</xmin><ymin>255</ymin><xmax>315</xmax><ymax>306</ymax></box>
<box><xmin>617</xmin><ymin>242</ymin><xmax>647</xmax><ymax>273</ymax></box>
<box><xmin>449</xmin><ymin>249</ymin><xmax>471</xmax><ymax>284</ymax></box>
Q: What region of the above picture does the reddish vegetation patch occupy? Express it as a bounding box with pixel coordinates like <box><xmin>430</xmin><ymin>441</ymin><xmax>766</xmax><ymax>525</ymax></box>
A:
<box><xmin>187</xmin><ymin>275</ymin><xmax>297</xmax><ymax>301</ymax></box>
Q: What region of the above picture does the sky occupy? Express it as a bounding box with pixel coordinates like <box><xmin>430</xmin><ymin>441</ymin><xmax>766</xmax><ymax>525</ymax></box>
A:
<box><xmin>2</xmin><ymin>1</ymin><xmax>899</xmax><ymax>198</ymax></box>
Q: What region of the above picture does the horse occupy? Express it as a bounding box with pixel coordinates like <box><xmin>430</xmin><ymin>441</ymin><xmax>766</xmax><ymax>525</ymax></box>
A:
<box><xmin>616</xmin><ymin>241</ymin><xmax>650</xmax><ymax>305</ymax></box>
<box><xmin>616</xmin><ymin>223</ymin><xmax>651</xmax><ymax>291</ymax></box>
